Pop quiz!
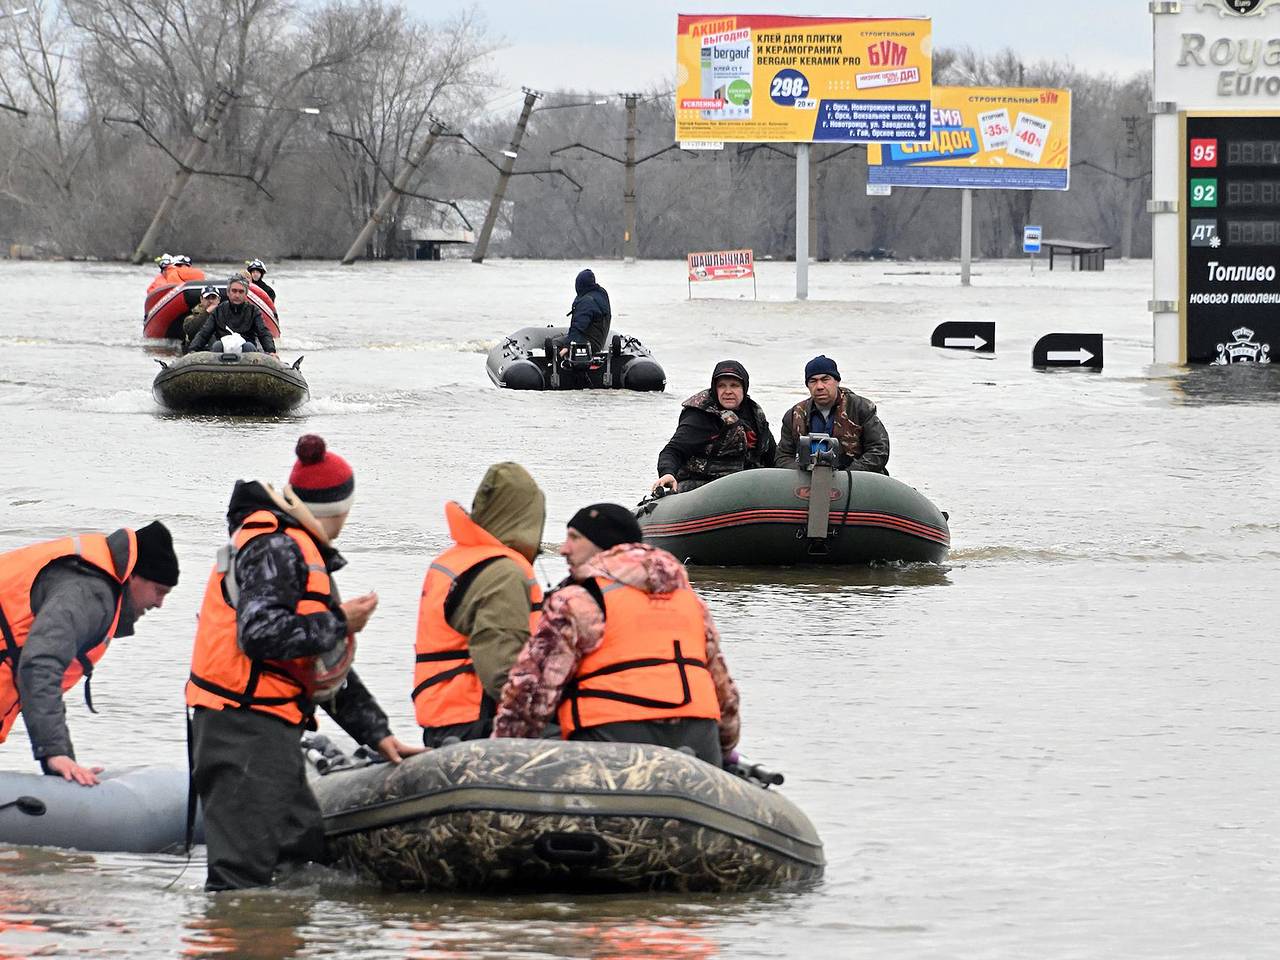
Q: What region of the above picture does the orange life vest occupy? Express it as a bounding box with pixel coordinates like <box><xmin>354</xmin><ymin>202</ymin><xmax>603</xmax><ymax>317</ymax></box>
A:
<box><xmin>557</xmin><ymin>577</ymin><xmax>720</xmax><ymax>737</ymax></box>
<box><xmin>146</xmin><ymin>272</ymin><xmax>176</xmax><ymax>295</ymax></box>
<box><xmin>0</xmin><ymin>531</ymin><xmax>137</xmax><ymax>744</ymax></box>
<box><xmin>413</xmin><ymin>502</ymin><xmax>542</xmax><ymax>728</ymax></box>
<box><xmin>172</xmin><ymin>265</ymin><xmax>206</xmax><ymax>283</ymax></box>
<box><xmin>186</xmin><ymin>510</ymin><xmax>337</xmax><ymax>725</ymax></box>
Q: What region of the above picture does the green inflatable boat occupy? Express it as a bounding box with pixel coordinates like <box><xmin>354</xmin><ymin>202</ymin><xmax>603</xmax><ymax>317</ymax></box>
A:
<box><xmin>152</xmin><ymin>352</ymin><xmax>308</xmax><ymax>414</ymax></box>
<box><xmin>636</xmin><ymin>464</ymin><xmax>950</xmax><ymax>566</ymax></box>
<box><xmin>309</xmin><ymin>738</ymin><xmax>823</xmax><ymax>894</ymax></box>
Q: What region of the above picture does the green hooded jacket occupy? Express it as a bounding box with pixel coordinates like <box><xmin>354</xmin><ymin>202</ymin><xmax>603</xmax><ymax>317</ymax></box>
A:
<box><xmin>445</xmin><ymin>463</ymin><xmax>546</xmax><ymax>701</ymax></box>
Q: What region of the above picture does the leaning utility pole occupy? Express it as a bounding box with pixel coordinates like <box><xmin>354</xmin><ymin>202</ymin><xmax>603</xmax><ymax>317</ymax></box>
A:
<box><xmin>341</xmin><ymin>118</ymin><xmax>447</xmax><ymax>265</ymax></box>
<box><xmin>622</xmin><ymin>93</ymin><xmax>638</xmax><ymax>263</ymax></box>
<box><xmin>130</xmin><ymin>86</ymin><xmax>235</xmax><ymax>264</ymax></box>
<box><xmin>472</xmin><ymin>88</ymin><xmax>541</xmax><ymax>264</ymax></box>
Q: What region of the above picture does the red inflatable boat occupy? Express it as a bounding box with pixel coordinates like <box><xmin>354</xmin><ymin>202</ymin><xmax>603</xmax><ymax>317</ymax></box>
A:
<box><xmin>143</xmin><ymin>281</ymin><xmax>280</xmax><ymax>340</ymax></box>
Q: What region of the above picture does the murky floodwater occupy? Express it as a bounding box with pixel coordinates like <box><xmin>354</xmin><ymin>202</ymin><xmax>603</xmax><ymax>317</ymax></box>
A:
<box><xmin>1</xmin><ymin>257</ymin><xmax>1278</xmax><ymax>958</ymax></box>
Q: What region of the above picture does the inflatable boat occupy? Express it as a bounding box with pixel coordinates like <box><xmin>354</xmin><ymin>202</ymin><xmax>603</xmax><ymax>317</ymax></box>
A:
<box><xmin>487</xmin><ymin>325</ymin><xmax>666</xmax><ymax>391</ymax></box>
<box><xmin>636</xmin><ymin>462</ymin><xmax>950</xmax><ymax>566</ymax></box>
<box><xmin>309</xmin><ymin>738</ymin><xmax>823</xmax><ymax>893</ymax></box>
<box><xmin>144</xmin><ymin>280</ymin><xmax>279</xmax><ymax>340</ymax></box>
<box><xmin>0</xmin><ymin>765</ymin><xmax>201</xmax><ymax>852</ymax></box>
<box><xmin>153</xmin><ymin>352</ymin><xmax>309</xmax><ymax>414</ymax></box>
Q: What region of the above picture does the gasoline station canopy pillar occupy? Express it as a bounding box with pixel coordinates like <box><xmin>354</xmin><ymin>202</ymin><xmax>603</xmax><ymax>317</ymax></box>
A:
<box><xmin>1150</xmin><ymin>0</ymin><xmax>1280</xmax><ymax>365</ymax></box>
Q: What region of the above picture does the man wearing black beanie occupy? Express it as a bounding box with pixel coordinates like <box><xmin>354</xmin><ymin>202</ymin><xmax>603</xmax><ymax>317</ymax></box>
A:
<box><xmin>492</xmin><ymin>503</ymin><xmax>741</xmax><ymax>766</ymax></box>
<box><xmin>0</xmin><ymin>520</ymin><xmax>178</xmax><ymax>786</ymax></box>
<box><xmin>775</xmin><ymin>354</ymin><xmax>890</xmax><ymax>473</ymax></box>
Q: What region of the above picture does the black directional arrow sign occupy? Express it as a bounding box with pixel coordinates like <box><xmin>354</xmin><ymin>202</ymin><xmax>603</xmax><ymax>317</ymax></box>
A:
<box><xmin>931</xmin><ymin>320</ymin><xmax>995</xmax><ymax>353</ymax></box>
<box><xmin>1033</xmin><ymin>333</ymin><xmax>1103</xmax><ymax>370</ymax></box>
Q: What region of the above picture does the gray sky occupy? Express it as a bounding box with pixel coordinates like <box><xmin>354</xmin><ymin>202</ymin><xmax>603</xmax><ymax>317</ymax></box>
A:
<box><xmin>405</xmin><ymin>1</ymin><xmax>1151</xmax><ymax>106</ymax></box>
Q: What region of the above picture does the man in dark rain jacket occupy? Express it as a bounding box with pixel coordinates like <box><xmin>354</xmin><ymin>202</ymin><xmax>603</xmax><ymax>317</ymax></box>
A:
<box><xmin>186</xmin><ymin>434</ymin><xmax>421</xmax><ymax>891</ymax></box>
<box><xmin>776</xmin><ymin>355</ymin><xmax>889</xmax><ymax>473</ymax></box>
<box><xmin>554</xmin><ymin>268</ymin><xmax>612</xmax><ymax>357</ymax></box>
<box><xmin>653</xmin><ymin>360</ymin><xmax>777</xmax><ymax>494</ymax></box>
<box><xmin>0</xmin><ymin>522</ymin><xmax>179</xmax><ymax>785</ymax></box>
<box><xmin>188</xmin><ymin>276</ymin><xmax>276</xmax><ymax>354</ymax></box>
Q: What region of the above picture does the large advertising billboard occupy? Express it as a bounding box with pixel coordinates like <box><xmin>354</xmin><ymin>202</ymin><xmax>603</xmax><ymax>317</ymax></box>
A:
<box><xmin>675</xmin><ymin>14</ymin><xmax>932</xmax><ymax>144</ymax></box>
<box><xmin>867</xmin><ymin>86</ymin><xmax>1072</xmax><ymax>190</ymax></box>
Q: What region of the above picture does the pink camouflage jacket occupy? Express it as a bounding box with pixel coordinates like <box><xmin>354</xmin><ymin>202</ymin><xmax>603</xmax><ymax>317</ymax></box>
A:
<box><xmin>491</xmin><ymin>543</ymin><xmax>741</xmax><ymax>752</ymax></box>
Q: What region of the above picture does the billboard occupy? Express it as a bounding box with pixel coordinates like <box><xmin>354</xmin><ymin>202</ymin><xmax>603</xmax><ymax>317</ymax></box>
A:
<box><xmin>675</xmin><ymin>14</ymin><xmax>932</xmax><ymax>144</ymax></box>
<box><xmin>867</xmin><ymin>86</ymin><xmax>1072</xmax><ymax>190</ymax></box>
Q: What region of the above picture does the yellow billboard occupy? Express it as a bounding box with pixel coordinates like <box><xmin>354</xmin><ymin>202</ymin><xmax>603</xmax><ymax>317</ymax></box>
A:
<box><xmin>867</xmin><ymin>86</ymin><xmax>1072</xmax><ymax>190</ymax></box>
<box><xmin>675</xmin><ymin>14</ymin><xmax>932</xmax><ymax>144</ymax></box>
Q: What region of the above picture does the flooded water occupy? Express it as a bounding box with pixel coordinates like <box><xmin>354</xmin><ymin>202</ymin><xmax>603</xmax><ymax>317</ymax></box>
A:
<box><xmin>1</xmin><ymin>257</ymin><xmax>1278</xmax><ymax>958</ymax></box>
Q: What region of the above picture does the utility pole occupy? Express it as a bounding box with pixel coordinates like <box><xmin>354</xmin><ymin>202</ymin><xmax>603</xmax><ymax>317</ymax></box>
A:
<box><xmin>1121</xmin><ymin>115</ymin><xmax>1140</xmax><ymax>261</ymax></box>
<box><xmin>130</xmin><ymin>86</ymin><xmax>235</xmax><ymax>264</ymax></box>
<box><xmin>623</xmin><ymin>93</ymin><xmax>639</xmax><ymax>262</ymax></box>
<box><xmin>341</xmin><ymin>118</ymin><xmax>447</xmax><ymax>265</ymax></box>
<box><xmin>472</xmin><ymin>88</ymin><xmax>541</xmax><ymax>264</ymax></box>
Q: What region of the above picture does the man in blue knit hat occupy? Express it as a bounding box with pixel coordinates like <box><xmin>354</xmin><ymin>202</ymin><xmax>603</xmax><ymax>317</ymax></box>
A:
<box><xmin>775</xmin><ymin>355</ymin><xmax>890</xmax><ymax>473</ymax></box>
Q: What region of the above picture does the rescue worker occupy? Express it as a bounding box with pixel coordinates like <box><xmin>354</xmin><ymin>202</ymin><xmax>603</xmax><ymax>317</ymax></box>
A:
<box><xmin>775</xmin><ymin>355</ymin><xmax>890</xmax><ymax>473</ymax></box>
<box><xmin>0</xmin><ymin>521</ymin><xmax>179</xmax><ymax>785</ymax></box>
<box><xmin>492</xmin><ymin>504</ymin><xmax>739</xmax><ymax>766</ymax></box>
<box><xmin>653</xmin><ymin>360</ymin><xmax>776</xmax><ymax>494</ymax></box>
<box><xmin>187</xmin><ymin>434</ymin><xmax>422</xmax><ymax>891</ymax></box>
<box><xmin>244</xmin><ymin>258</ymin><xmax>276</xmax><ymax>302</ymax></box>
<box><xmin>553</xmin><ymin>268</ymin><xmax>612</xmax><ymax>358</ymax></box>
<box><xmin>188</xmin><ymin>276</ymin><xmax>277</xmax><ymax>355</ymax></box>
<box><xmin>181</xmin><ymin>286</ymin><xmax>220</xmax><ymax>354</ymax></box>
<box><xmin>414</xmin><ymin>463</ymin><xmax>546</xmax><ymax>746</ymax></box>
<box><xmin>146</xmin><ymin>254</ymin><xmax>178</xmax><ymax>294</ymax></box>
<box><xmin>168</xmin><ymin>254</ymin><xmax>206</xmax><ymax>283</ymax></box>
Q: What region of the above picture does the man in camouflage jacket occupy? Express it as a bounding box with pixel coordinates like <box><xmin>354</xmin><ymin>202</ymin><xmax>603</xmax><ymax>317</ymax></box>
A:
<box><xmin>775</xmin><ymin>354</ymin><xmax>889</xmax><ymax>473</ymax></box>
<box><xmin>492</xmin><ymin>504</ymin><xmax>740</xmax><ymax>765</ymax></box>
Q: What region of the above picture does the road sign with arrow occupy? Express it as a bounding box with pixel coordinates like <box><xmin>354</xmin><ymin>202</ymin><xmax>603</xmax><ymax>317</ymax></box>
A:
<box><xmin>1033</xmin><ymin>333</ymin><xmax>1103</xmax><ymax>369</ymax></box>
<box><xmin>931</xmin><ymin>321</ymin><xmax>995</xmax><ymax>353</ymax></box>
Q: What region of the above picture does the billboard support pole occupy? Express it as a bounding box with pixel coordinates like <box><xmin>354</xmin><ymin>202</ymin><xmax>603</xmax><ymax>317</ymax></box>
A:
<box><xmin>796</xmin><ymin>143</ymin><xmax>809</xmax><ymax>300</ymax></box>
<box><xmin>960</xmin><ymin>188</ymin><xmax>973</xmax><ymax>286</ymax></box>
<box><xmin>472</xmin><ymin>89</ymin><xmax>541</xmax><ymax>264</ymax></box>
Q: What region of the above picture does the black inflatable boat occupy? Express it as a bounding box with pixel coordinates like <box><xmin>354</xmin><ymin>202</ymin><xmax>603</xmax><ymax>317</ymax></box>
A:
<box><xmin>486</xmin><ymin>325</ymin><xmax>666</xmax><ymax>391</ymax></box>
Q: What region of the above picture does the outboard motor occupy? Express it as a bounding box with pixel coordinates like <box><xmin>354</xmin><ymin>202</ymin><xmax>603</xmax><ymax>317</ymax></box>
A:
<box><xmin>797</xmin><ymin>434</ymin><xmax>839</xmax><ymax>552</ymax></box>
<box><xmin>564</xmin><ymin>341</ymin><xmax>593</xmax><ymax>371</ymax></box>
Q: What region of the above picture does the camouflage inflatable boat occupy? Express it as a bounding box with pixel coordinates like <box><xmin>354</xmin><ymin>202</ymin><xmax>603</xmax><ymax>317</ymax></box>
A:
<box><xmin>636</xmin><ymin>465</ymin><xmax>950</xmax><ymax>565</ymax></box>
<box><xmin>309</xmin><ymin>738</ymin><xmax>823</xmax><ymax>893</ymax></box>
<box><xmin>152</xmin><ymin>352</ymin><xmax>308</xmax><ymax>414</ymax></box>
<box><xmin>486</xmin><ymin>325</ymin><xmax>666</xmax><ymax>391</ymax></box>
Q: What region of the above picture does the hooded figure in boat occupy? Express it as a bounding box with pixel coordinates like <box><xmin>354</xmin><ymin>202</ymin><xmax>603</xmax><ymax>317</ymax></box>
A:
<box><xmin>654</xmin><ymin>360</ymin><xmax>776</xmax><ymax>495</ymax></box>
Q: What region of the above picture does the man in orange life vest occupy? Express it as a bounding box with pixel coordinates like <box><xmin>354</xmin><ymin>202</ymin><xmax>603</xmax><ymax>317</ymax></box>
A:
<box><xmin>492</xmin><ymin>504</ymin><xmax>740</xmax><ymax>765</ymax></box>
<box><xmin>0</xmin><ymin>521</ymin><xmax>179</xmax><ymax>785</ymax></box>
<box><xmin>414</xmin><ymin>463</ymin><xmax>546</xmax><ymax>746</ymax></box>
<box><xmin>187</xmin><ymin>435</ymin><xmax>422</xmax><ymax>891</ymax></box>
